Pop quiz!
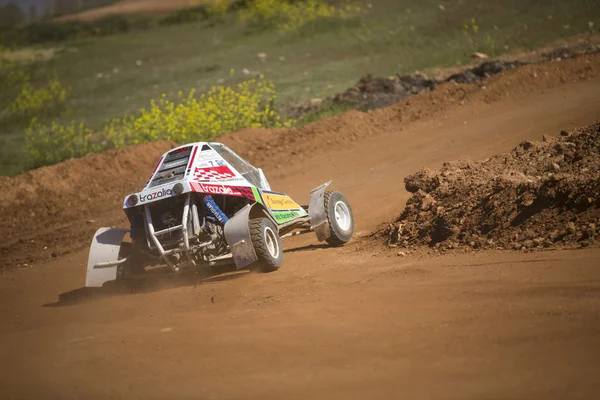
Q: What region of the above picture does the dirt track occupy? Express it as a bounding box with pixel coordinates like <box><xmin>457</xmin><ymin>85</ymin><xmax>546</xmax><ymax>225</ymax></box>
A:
<box><xmin>1</xmin><ymin>54</ymin><xmax>600</xmax><ymax>399</ymax></box>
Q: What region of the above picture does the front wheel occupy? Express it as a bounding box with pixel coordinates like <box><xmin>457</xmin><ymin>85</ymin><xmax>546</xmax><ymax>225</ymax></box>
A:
<box><xmin>250</xmin><ymin>217</ymin><xmax>283</xmax><ymax>272</ymax></box>
<box><xmin>324</xmin><ymin>191</ymin><xmax>355</xmax><ymax>246</ymax></box>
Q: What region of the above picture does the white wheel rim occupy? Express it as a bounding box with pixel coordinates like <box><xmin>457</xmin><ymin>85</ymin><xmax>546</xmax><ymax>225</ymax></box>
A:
<box><xmin>334</xmin><ymin>201</ymin><xmax>352</xmax><ymax>232</ymax></box>
<box><xmin>264</xmin><ymin>226</ymin><xmax>280</xmax><ymax>259</ymax></box>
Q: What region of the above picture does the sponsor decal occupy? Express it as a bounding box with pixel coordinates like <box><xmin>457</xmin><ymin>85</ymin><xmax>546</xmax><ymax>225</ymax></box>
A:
<box><xmin>273</xmin><ymin>210</ymin><xmax>304</xmax><ymax>223</ymax></box>
<box><xmin>213</xmin><ymin>177</ymin><xmax>245</xmax><ymax>183</ymax></box>
<box><xmin>190</xmin><ymin>183</ymin><xmax>255</xmax><ymax>200</ymax></box>
<box><xmin>199</xmin><ymin>183</ymin><xmax>241</xmax><ymax>196</ymax></box>
<box><xmin>193</xmin><ymin>165</ymin><xmax>237</xmax><ymax>181</ymax></box>
<box><xmin>139</xmin><ymin>188</ymin><xmax>173</xmax><ymax>203</ymax></box>
<box><xmin>203</xmin><ymin>196</ymin><xmax>229</xmax><ymax>225</ymax></box>
<box><xmin>196</xmin><ymin>159</ymin><xmax>227</xmax><ymax>168</ymax></box>
<box><xmin>198</xmin><ymin>150</ymin><xmax>219</xmax><ymax>160</ymax></box>
<box><xmin>262</xmin><ymin>192</ymin><xmax>301</xmax><ymax>211</ymax></box>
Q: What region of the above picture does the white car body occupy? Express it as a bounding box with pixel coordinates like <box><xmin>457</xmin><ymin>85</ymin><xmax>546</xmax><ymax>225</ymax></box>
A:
<box><xmin>85</xmin><ymin>142</ymin><xmax>353</xmax><ymax>287</ymax></box>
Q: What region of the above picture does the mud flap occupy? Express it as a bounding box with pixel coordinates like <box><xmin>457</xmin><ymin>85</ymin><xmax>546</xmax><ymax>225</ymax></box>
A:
<box><xmin>224</xmin><ymin>204</ymin><xmax>258</xmax><ymax>270</ymax></box>
<box><xmin>85</xmin><ymin>227</ymin><xmax>129</xmax><ymax>287</ymax></box>
<box><xmin>308</xmin><ymin>180</ymin><xmax>332</xmax><ymax>241</ymax></box>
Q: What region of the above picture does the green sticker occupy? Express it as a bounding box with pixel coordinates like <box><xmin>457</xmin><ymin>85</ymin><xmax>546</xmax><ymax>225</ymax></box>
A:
<box><xmin>273</xmin><ymin>210</ymin><xmax>304</xmax><ymax>223</ymax></box>
<box><xmin>252</xmin><ymin>187</ymin><xmax>262</xmax><ymax>204</ymax></box>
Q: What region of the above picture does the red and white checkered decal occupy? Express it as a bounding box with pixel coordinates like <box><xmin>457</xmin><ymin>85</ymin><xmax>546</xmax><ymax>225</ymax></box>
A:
<box><xmin>193</xmin><ymin>166</ymin><xmax>236</xmax><ymax>181</ymax></box>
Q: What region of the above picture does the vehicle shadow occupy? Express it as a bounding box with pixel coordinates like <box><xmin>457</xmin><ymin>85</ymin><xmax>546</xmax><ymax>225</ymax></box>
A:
<box><xmin>43</xmin><ymin>265</ymin><xmax>247</xmax><ymax>308</ymax></box>
<box><xmin>43</xmin><ymin>244</ymin><xmax>330</xmax><ymax>308</ymax></box>
<box><xmin>284</xmin><ymin>243</ymin><xmax>330</xmax><ymax>253</ymax></box>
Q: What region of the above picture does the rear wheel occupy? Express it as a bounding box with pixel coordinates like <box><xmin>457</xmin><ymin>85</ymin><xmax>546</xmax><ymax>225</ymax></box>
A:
<box><xmin>250</xmin><ymin>217</ymin><xmax>283</xmax><ymax>272</ymax></box>
<box><xmin>324</xmin><ymin>191</ymin><xmax>354</xmax><ymax>246</ymax></box>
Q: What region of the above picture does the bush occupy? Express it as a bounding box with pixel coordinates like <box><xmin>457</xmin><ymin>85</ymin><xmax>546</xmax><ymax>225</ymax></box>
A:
<box><xmin>22</xmin><ymin>76</ymin><xmax>291</xmax><ymax>168</ymax></box>
<box><xmin>8</xmin><ymin>77</ymin><xmax>70</xmax><ymax>117</ymax></box>
<box><xmin>0</xmin><ymin>48</ymin><xmax>29</xmax><ymax>97</ymax></box>
<box><xmin>25</xmin><ymin>119</ymin><xmax>98</xmax><ymax>168</ymax></box>
<box><xmin>105</xmin><ymin>75</ymin><xmax>292</xmax><ymax>148</ymax></box>
<box><xmin>1</xmin><ymin>45</ymin><xmax>71</xmax><ymax>125</ymax></box>
<box><xmin>239</xmin><ymin>0</ymin><xmax>364</xmax><ymax>34</ymax></box>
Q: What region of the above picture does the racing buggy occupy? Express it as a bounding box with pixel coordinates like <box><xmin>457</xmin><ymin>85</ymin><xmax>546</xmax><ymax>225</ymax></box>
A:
<box><xmin>85</xmin><ymin>142</ymin><xmax>354</xmax><ymax>287</ymax></box>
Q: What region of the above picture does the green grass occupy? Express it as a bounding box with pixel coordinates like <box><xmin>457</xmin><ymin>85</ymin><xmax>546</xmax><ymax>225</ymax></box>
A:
<box><xmin>1</xmin><ymin>0</ymin><xmax>599</xmax><ymax>176</ymax></box>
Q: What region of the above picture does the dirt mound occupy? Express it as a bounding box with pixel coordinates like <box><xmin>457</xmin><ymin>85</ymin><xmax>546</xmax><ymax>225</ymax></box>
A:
<box><xmin>0</xmin><ymin>140</ymin><xmax>176</xmax><ymax>268</ymax></box>
<box><xmin>380</xmin><ymin>122</ymin><xmax>600</xmax><ymax>252</ymax></box>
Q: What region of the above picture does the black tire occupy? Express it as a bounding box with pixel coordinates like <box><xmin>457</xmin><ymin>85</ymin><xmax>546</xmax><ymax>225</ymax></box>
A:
<box><xmin>324</xmin><ymin>191</ymin><xmax>354</xmax><ymax>246</ymax></box>
<box><xmin>250</xmin><ymin>217</ymin><xmax>283</xmax><ymax>272</ymax></box>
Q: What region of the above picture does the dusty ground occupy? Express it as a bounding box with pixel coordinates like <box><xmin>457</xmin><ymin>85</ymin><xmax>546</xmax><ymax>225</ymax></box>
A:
<box><xmin>1</xmin><ymin>53</ymin><xmax>600</xmax><ymax>399</ymax></box>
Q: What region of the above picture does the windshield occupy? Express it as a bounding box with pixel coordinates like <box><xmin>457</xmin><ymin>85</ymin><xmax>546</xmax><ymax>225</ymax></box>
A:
<box><xmin>209</xmin><ymin>143</ymin><xmax>264</xmax><ymax>188</ymax></box>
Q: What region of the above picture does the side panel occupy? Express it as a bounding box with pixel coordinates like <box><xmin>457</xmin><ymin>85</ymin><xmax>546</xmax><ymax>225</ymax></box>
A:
<box><xmin>308</xmin><ymin>181</ymin><xmax>332</xmax><ymax>241</ymax></box>
<box><xmin>85</xmin><ymin>227</ymin><xmax>129</xmax><ymax>287</ymax></box>
<box><xmin>223</xmin><ymin>204</ymin><xmax>258</xmax><ymax>269</ymax></box>
<box><xmin>257</xmin><ymin>189</ymin><xmax>308</xmax><ymax>225</ymax></box>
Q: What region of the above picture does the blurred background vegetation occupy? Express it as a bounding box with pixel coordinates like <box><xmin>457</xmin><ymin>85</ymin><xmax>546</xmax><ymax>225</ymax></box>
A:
<box><xmin>0</xmin><ymin>0</ymin><xmax>598</xmax><ymax>175</ymax></box>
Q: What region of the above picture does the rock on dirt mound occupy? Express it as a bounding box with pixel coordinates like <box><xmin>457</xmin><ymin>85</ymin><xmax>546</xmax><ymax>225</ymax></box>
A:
<box><xmin>542</xmin><ymin>42</ymin><xmax>600</xmax><ymax>61</ymax></box>
<box><xmin>382</xmin><ymin>122</ymin><xmax>600</xmax><ymax>252</ymax></box>
<box><xmin>288</xmin><ymin>41</ymin><xmax>600</xmax><ymax>119</ymax></box>
<box><xmin>444</xmin><ymin>60</ymin><xmax>524</xmax><ymax>84</ymax></box>
<box><xmin>287</xmin><ymin>60</ymin><xmax>524</xmax><ymax>118</ymax></box>
<box><xmin>329</xmin><ymin>73</ymin><xmax>437</xmax><ymax>111</ymax></box>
